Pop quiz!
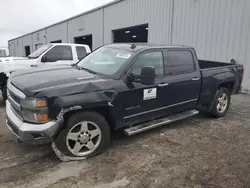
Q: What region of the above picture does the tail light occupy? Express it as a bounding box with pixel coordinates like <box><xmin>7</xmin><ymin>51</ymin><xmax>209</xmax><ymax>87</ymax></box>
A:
<box><xmin>242</xmin><ymin>69</ymin><xmax>244</xmax><ymax>81</ymax></box>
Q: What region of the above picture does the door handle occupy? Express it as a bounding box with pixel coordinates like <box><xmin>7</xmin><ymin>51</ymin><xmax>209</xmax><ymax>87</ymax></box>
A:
<box><xmin>192</xmin><ymin>77</ymin><xmax>200</xmax><ymax>81</ymax></box>
<box><xmin>158</xmin><ymin>83</ymin><xmax>169</xmax><ymax>87</ymax></box>
<box><xmin>30</xmin><ymin>65</ymin><xmax>38</xmax><ymax>67</ymax></box>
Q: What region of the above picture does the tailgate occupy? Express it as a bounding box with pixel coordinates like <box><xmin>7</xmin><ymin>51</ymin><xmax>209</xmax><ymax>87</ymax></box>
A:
<box><xmin>233</xmin><ymin>65</ymin><xmax>244</xmax><ymax>94</ymax></box>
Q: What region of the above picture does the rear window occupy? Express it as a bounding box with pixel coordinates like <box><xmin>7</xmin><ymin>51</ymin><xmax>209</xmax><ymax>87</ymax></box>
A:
<box><xmin>164</xmin><ymin>50</ymin><xmax>195</xmax><ymax>75</ymax></box>
<box><xmin>76</xmin><ymin>46</ymin><xmax>87</xmax><ymax>60</ymax></box>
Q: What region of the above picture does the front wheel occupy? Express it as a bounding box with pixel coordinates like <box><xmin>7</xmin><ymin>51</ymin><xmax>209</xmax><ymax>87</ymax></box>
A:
<box><xmin>210</xmin><ymin>88</ymin><xmax>231</xmax><ymax>118</ymax></box>
<box><xmin>55</xmin><ymin>111</ymin><xmax>110</xmax><ymax>158</ymax></box>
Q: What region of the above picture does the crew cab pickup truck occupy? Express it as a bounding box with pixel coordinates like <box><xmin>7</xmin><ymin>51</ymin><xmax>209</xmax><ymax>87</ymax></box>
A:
<box><xmin>0</xmin><ymin>43</ymin><xmax>91</xmax><ymax>101</ymax></box>
<box><xmin>6</xmin><ymin>44</ymin><xmax>244</xmax><ymax>160</ymax></box>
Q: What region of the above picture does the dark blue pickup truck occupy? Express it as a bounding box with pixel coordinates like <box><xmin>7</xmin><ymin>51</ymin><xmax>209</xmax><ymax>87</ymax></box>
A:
<box><xmin>6</xmin><ymin>44</ymin><xmax>244</xmax><ymax>160</ymax></box>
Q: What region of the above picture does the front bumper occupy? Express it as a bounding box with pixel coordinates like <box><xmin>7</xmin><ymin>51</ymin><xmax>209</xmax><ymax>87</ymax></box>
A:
<box><xmin>6</xmin><ymin>100</ymin><xmax>63</xmax><ymax>144</ymax></box>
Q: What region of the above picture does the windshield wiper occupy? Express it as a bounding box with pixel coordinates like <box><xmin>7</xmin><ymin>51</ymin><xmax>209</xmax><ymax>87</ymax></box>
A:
<box><xmin>71</xmin><ymin>63</ymin><xmax>79</xmax><ymax>68</ymax></box>
<box><xmin>79</xmin><ymin>67</ymin><xmax>97</xmax><ymax>74</ymax></box>
<box><xmin>71</xmin><ymin>64</ymin><xmax>97</xmax><ymax>74</ymax></box>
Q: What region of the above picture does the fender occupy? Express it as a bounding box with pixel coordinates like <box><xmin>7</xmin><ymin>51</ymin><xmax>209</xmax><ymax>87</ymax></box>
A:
<box><xmin>51</xmin><ymin>90</ymin><xmax>119</xmax><ymax>127</ymax></box>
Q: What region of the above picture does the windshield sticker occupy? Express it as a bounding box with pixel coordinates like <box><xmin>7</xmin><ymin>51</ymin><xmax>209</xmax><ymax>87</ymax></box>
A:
<box><xmin>116</xmin><ymin>53</ymin><xmax>131</xmax><ymax>59</ymax></box>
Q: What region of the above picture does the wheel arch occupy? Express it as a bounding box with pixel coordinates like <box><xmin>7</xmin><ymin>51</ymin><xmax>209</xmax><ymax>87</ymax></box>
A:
<box><xmin>62</xmin><ymin>106</ymin><xmax>116</xmax><ymax>130</ymax></box>
<box><xmin>218</xmin><ymin>81</ymin><xmax>235</xmax><ymax>94</ymax></box>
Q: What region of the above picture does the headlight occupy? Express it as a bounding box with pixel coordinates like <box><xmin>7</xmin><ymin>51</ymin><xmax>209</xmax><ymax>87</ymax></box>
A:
<box><xmin>21</xmin><ymin>98</ymin><xmax>49</xmax><ymax>123</ymax></box>
<box><xmin>22</xmin><ymin>110</ymin><xmax>49</xmax><ymax>123</ymax></box>
<box><xmin>21</xmin><ymin>98</ymin><xmax>47</xmax><ymax>109</ymax></box>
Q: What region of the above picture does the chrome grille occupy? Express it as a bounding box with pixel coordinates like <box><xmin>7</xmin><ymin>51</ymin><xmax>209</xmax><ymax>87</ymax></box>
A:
<box><xmin>9</xmin><ymin>90</ymin><xmax>21</xmax><ymax>104</ymax></box>
<box><xmin>8</xmin><ymin>93</ymin><xmax>22</xmax><ymax>120</ymax></box>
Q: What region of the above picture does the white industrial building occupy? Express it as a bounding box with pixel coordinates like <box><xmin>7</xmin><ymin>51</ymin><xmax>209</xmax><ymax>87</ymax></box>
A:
<box><xmin>0</xmin><ymin>49</ymin><xmax>6</xmax><ymax>56</ymax></box>
<box><xmin>8</xmin><ymin>0</ymin><xmax>250</xmax><ymax>92</ymax></box>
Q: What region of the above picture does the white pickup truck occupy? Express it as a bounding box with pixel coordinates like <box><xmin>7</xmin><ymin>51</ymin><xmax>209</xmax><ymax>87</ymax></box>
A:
<box><xmin>0</xmin><ymin>43</ymin><xmax>91</xmax><ymax>101</ymax></box>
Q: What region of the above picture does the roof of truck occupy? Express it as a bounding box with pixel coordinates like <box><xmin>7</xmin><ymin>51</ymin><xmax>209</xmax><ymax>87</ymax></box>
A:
<box><xmin>106</xmin><ymin>43</ymin><xmax>193</xmax><ymax>52</ymax></box>
<box><xmin>51</xmin><ymin>43</ymin><xmax>89</xmax><ymax>47</ymax></box>
<box><xmin>50</xmin><ymin>43</ymin><xmax>91</xmax><ymax>53</ymax></box>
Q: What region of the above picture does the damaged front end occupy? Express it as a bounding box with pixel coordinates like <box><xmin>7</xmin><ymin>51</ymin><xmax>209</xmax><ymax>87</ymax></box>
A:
<box><xmin>51</xmin><ymin>89</ymin><xmax>117</xmax><ymax>161</ymax></box>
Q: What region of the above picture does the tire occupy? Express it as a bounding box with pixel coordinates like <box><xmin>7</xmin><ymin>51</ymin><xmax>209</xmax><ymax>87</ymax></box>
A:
<box><xmin>2</xmin><ymin>84</ymin><xmax>7</xmax><ymax>102</ymax></box>
<box><xmin>210</xmin><ymin>87</ymin><xmax>231</xmax><ymax>118</ymax></box>
<box><xmin>55</xmin><ymin>111</ymin><xmax>110</xmax><ymax>158</ymax></box>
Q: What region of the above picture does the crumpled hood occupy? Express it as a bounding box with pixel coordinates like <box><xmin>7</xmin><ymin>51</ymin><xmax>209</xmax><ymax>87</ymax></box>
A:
<box><xmin>10</xmin><ymin>66</ymin><xmax>104</xmax><ymax>96</ymax></box>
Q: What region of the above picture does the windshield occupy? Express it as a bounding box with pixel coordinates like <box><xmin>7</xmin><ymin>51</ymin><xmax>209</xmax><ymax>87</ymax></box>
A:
<box><xmin>28</xmin><ymin>44</ymin><xmax>52</xmax><ymax>59</ymax></box>
<box><xmin>77</xmin><ymin>47</ymin><xmax>133</xmax><ymax>75</ymax></box>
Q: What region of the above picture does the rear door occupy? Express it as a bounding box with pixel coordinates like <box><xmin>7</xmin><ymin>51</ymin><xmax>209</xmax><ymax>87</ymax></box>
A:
<box><xmin>159</xmin><ymin>49</ymin><xmax>202</xmax><ymax>113</ymax></box>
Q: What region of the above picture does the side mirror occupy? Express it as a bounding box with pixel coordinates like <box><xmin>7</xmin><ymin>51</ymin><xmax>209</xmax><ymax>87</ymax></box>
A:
<box><xmin>41</xmin><ymin>55</ymin><xmax>46</xmax><ymax>62</ymax></box>
<box><xmin>140</xmin><ymin>66</ymin><xmax>155</xmax><ymax>85</ymax></box>
<box><xmin>125</xmin><ymin>73</ymin><xmax>136</xmax><ymax>83</ymax></box>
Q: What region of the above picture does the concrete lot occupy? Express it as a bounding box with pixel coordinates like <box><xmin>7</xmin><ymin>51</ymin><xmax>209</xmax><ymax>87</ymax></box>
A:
<box><xmin>1</xmin><ymin>94</ymin><xmax>250</xmax><ymax>188</ymax></box>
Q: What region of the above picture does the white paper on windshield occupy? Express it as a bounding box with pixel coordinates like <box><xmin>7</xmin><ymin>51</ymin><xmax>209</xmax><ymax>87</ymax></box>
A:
<box><xmin>116</xmin><ymin>53</ymin><xmax>131</xmax><ymax>59</ymax></box>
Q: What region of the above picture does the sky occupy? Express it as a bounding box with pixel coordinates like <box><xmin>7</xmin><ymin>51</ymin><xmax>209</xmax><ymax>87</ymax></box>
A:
<box><xmin>0</xmin><ymin>0</ymin><xmax>113</xmax><ymax>50</ymax></box>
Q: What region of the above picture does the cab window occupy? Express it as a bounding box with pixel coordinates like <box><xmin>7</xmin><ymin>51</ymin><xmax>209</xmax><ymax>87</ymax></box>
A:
<box><xmin>131</xmin><ymin>51</ymin><xmax>164</xmax><ymax>76</ymax></box>
<box><xmin>42</xmin><ymin>45</ymin><xmax>73</xmax><ymax>62</ymax></box>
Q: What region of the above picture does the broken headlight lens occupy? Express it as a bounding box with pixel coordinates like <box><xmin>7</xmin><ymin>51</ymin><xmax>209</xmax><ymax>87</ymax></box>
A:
<box><xmin>22</xmin><ymin>109</ymin><xmax>49</xmax><ymax>123</ymax></box>
<box><xmin>21</xmin><ymin>98</ymin><xmax>47</xmax><ymax>109</ymax></box>
<box><xmin>21</xmin><ymin>98</ymin><xmax>49</xmax><ymax>123</ymax></box>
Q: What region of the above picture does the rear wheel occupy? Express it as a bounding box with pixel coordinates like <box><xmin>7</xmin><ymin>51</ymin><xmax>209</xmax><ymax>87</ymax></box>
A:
<box><xmin>210</xmin><ymin>88</ymin><xmax>231</xmax><ymax>118</ymax></box>
<box><xmin>55</xmin><ymin>111</ymin><xmax>110</xmax><ymax>158</ymax></box>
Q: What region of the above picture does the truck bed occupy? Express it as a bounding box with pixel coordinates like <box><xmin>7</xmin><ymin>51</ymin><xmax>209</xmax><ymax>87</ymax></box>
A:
<box><xmin>198</xmin><ymin>60</ymin><xmax>233</xmax><ymax>69</ymax></box>
<box><xmin>199</xmin><ymin>59</ymin><xmax>244</xmax><ymax>95</ymax></box>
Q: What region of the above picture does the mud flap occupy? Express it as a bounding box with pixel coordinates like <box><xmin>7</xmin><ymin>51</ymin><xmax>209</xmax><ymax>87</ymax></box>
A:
<box><xmin>51</xmin><ymin>142</ymin><xmax>86</xmax><ymax>162</ymax></box>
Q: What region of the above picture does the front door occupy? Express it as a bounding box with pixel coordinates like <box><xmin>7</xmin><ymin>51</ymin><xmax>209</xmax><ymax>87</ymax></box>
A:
<box><xmin>119</xmin><ymin>50</ymin><xmax>166</xmax><ymax>125</ymax></box>
<box><xmin>40</xmin><ymin>45</ymin><xmax>75</xmax><ymax>66</ymax></box>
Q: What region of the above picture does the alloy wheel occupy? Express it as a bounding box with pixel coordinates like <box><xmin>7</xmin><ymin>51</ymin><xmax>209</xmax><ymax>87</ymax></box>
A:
<box><xmin>66</xmin><ymin>121</ymin><xmax>102</xmax><ymax>156</ymax></box>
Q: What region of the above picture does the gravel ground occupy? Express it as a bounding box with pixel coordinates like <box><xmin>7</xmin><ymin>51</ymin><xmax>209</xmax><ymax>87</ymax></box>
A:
<box><xmin>1</xmin><ymin>94</ymin><xmax>250</xmax><ymax>188</ymax></box>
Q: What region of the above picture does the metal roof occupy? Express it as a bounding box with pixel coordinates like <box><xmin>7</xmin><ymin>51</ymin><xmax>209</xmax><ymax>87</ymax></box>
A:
<box><xmin>9</xmin><ymin>0</ymin><xmax>124</xmax><ymax>42</ymax></box>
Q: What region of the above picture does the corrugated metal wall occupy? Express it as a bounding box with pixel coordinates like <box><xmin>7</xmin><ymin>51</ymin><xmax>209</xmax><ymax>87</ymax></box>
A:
<box><xmin>47</xmin><ymin>22</ymin><xmax>68</xmax><ymax>43</ymax></box>
<box><xmin>68</xmin><ymin>9</ymin><xmax>103</xmax><ymax>49</ymax></box>
<box><xmin>22</xmin><ymin>35</ymin><xmax>33</xmax><ymax>55</ymax></box>
<box><xmin>32</xmin><ymin>29</ymin><xmax>46</xmax><ymax>51</ymax></box>
<box><xmin>103</xmin><ymin>0</ymin><xmax>172</xmax><ymax>45</ymax></box>
<box><xmin>8</xmin><ymin>41</ymin><xmax>15</xmax><ymax>56</ymax></box>
<box><xmin>172</xmin><ymin>0</ymin><xmax>250</xmax><ymax>91</ymax></box>
<box><xmin>13</xmin><ymin>38</ymin><xmax>23</xmax><ymax>57</ymax></box>
<box><xmin>7</xmin><ymin>0</ymin><xmax>250</xmax><ymax>91</ymax></box>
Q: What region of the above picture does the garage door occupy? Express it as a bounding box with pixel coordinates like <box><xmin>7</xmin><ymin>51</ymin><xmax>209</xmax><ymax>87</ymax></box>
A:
<box><xmin>74</xmin><ymin>35</ymin><xmax>93</xmax><ymax>50</ymax></box>
<box><xmin>113</xmin><ymin>24</ymin><xmax>148</xmax><ymax>43</ymax></box>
